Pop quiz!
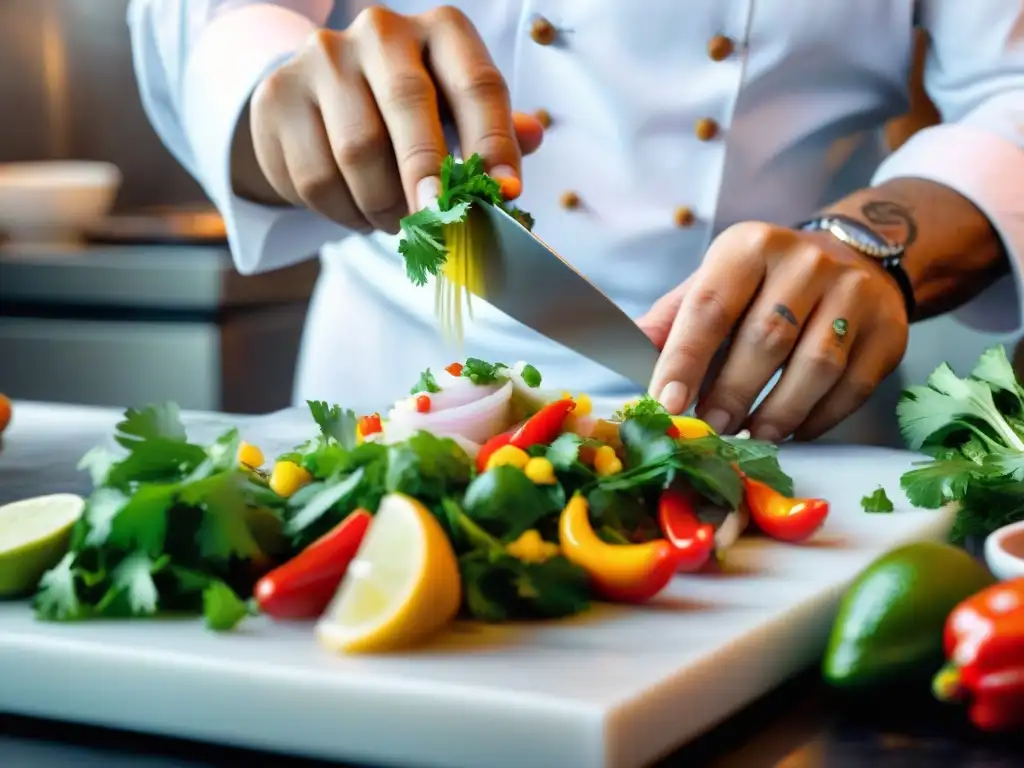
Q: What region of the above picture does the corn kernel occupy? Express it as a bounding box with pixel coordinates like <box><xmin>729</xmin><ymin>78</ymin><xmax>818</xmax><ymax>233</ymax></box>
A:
<box><xmin>671</xmin><ymin>416</ymin><xmax>715</xmax><ymax>440</ymax></box>
<box><xmin>237</xmin><ymin>441</ymin><xmax>264</xmax><ymax>468</ymax></box>
<box><xmin>524</xmin><ymin>456</ymin><xmax>556</xmax><ymax>485</ymax></box>
<box><xmin>485</xmin><ymin>444</ymin><xmax>531</xmax><ymax>471</ymax></box>
<box><xmin>560</xmin><ymin>390</ymin><xmax>573</xmax><ymax>401</ymax></box>
<box><xmin>355</xmin><ymin>426</ymin><xmax>364</xmax><ymax>446</ymax></box>
<box><xmin>506</xmin><ymin>529</ymin><xmax>560</xmax><ymax>564</ymax></box>
<box><xmin>269</xmin><ymin>460</ymin><xmax>313</xmax><ymax>498</ymax></box>
<box><xmin>593</xmin><ymin>444</ymin><xmax>623</xmax><ymax>476</ymax></box>
<box><xmin>573</xmin><ymin>393</ymin><xmax>593</xmax><ymax>418</ymax></box>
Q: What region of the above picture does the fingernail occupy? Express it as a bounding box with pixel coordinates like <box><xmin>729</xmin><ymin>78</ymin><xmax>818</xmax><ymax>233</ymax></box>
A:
<box><xmin>753</xmin><ymin>425</ymin><xmax>781</xmax><ymax>443</ymax></box>
<box><xmin>416</xmin><ymin>176</ymin><xmax>441</xmax><ymax>210</ymax></box>
<box><xmin>703</xmin><ymin>408</ymin><xmax>731</xmax><ymax>434</ymax></box>
<box><xmin>657</xmin><ymin>381</ymin><xmax>689</xmax><ymax>414</ymax></box>
<box><xmin>490</xmin><ymin>165</ymin><xmax>520</xmax><ymax>200</ymax></box>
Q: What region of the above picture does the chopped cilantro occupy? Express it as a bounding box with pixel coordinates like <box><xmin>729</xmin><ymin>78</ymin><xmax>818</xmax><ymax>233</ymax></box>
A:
<box><xmin>202</xmin><ymin>580</ymin><xmax>252</xmax><ymax>632</ymax></box>
<box><xmin>307</xmin><ymin>400</ymin><xmax>358</xmax><ymax>451</ymax></box>
<box><xmin>520</xmin><ymin>363</ymin><xmax>542</xmax><ymax>388</ymax></box>
<box><xmin>861</xmin><ymin>487</ymin><xmax>894</xmax><ymax>514</ymax></box>
<box><xmin>460</xmin><ymin>358</ymin><xmax>508</xmax><ymax>385</ymax></box>
<box><xmin>411</xmin><ymin>368</ymin><xmax>441</xmax><ymax>395</ymax></box>
<box><xmin>614</xmin><ymin>394</ymin><xmax>668</xmax><ymax>421</ymax></box>
<box><xmin>397</xmin><ymin>154</ymin><xmax>534</xmax><ymax>287</ymax></box>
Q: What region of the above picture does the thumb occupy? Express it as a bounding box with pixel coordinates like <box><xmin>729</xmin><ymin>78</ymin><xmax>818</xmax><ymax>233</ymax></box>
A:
<box><xmin>637</xmin><ymin>282</ymin><xmax>688</xmax><ymax>350</ymax></box>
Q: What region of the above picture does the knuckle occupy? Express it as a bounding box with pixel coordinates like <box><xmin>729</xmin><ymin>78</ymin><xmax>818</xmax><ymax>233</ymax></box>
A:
<box><xmin>428</xmin><ymin>5</ymin><xmax>471</xmax><ymax>28</ymax></box>
<box><xmin>747</xmin><ymin>313</ymin><xmax>797</xmax><ymax>357</ymax></box>
<box><xmin>471</xmin><ymin>127</ymin><xmax>519</xmax><ymax>164</ymax></box>
<box><xmin>729</xmin><ymin>220</ymin><xmax>786</xmax><ymax>255</ymax></box>
<box><xmin>307</xmin><ymin>28</ymin><xmax>340</xmax><ymax>55</ymax></box>
<box><xmin>382</xmin><ymin>71</ymin><xmax>436</xmax><ymax>110</ymax></box>
<box><xmin>798</xmin><ymin>243</ymin><xmax>832</xmax><ymax>272</ymax></box>
<box><xmin>709</xmin><ymin>388</ymin><xmax>752</xmax><ymax>419</ymax></box>
<box><xmin>252</xmin><ymin>67</ymin><xmax>294</xmax><ymax>111</ymax></box>
<box><xmin>333</xmin><ymin>127</ymin><xmax>389</xmax><ymax>168</ymax></box>
<box><xmin>351</xmin><ymin>5</ymin><xmax>396</xmax><ymax>36</ymax></box>
<box><xmin>395</xmin><ymin>140</ymin><xmax>445</xmax><ymax>177</ymax></box>
<box><xmin>294</xmin><ymin>169</ymin><xmax>339</xmax><ymax>206</ymax></box>
<box><xmin>688</xmin><ymin>288</ymin><xmax>731</xmax><ymax>336</ymax></box>
<box><xmin>454</xmin><ymin>65</ymin><xmax>508</xmax><ymax>102</ymax></box>
<box><xmin>841</xmin><ymin>269</ymin><xmax>873</xmax><ymax>295</ymax></box>
<box><xmin>805</xmin><ymin>345</ymin><xmax>846</xmax><ymax>379</ymax></box>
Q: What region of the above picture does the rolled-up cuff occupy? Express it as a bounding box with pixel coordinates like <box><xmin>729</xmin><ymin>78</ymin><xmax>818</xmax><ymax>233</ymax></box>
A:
<box><xmin>182</xmin><ymin>3</ymin><xmax>346</xmax><ymax>274</ymax></box>
<box><xmin>872</xmin><ymin>123</ymin><xmax>1024</xmax><ymax>334</ymax></box>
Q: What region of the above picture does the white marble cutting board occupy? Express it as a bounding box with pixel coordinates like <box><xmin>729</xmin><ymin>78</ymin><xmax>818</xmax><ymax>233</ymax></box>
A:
<box><xmin>0</xmin><ymin>403</ymin><xmax>954</xmax><ymax>768</ymax></box>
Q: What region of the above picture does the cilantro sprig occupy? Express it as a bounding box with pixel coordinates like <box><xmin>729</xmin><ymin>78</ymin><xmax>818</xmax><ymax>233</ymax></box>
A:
<box><xmin>397</xmin><ymin>154</ymin><xmax>534</xmax><ymax>286</ymax></box>
<box><xmin>35</xmin><ymin>405</ymin><xmax>273</xmax><ymax>631</ymax></box>
<box><xmin>896</xmin><ymin>345</ymin><xmax>1024</xmax><ymax>541</ymax></box>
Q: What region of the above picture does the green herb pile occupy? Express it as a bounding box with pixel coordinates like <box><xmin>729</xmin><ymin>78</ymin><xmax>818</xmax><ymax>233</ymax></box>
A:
<box><xmin>397</xmin><ymin>153</ymin><xmax>534</xmax><ymax>286</ymax></box>
<box><xmin>32</xmin><ymin>383</ymin><xmax>792</xmax><ymax>630</ymax></box>
<box><xmin>34</xmin><ymin>405</ymin><xmax>279</xmax><ymax>630</ymax></box>
<box><xmin>896</xmin><ymin>344</ymin><xmax>1024</xmax><ymax>541</ymax></box>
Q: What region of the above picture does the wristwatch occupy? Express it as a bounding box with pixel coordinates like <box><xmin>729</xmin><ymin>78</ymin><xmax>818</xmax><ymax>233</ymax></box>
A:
<box><xmin>796</xmin><ymin>214</ymin><xmax>915</xmax><ymax>319</ymax></box>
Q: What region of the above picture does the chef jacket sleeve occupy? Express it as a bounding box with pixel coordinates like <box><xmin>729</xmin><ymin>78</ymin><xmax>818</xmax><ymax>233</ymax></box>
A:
<box><xmin>127</xmin><ymin>0</ymin><xmax>345</xmax><ymax>274</ymax></box>
<box><xmin>871</xmin><ymin>1</ymin><xmax>1024</xmax><ymax>333</ymax></box>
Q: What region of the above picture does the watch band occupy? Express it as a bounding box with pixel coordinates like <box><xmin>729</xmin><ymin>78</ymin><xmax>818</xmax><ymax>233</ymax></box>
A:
<box><xmin>797</xmin><ymin>215</ymin><xmax>916</xmax><ymax>319</ymax></box>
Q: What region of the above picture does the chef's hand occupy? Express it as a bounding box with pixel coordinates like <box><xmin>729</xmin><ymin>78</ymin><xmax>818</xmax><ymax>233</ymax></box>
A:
<box><xmin>638</xmin><ymin>222</ymin><xmax>910</xmax><ymax>441</ymax></box>
<box><xmin>236</xmin><ymin>6</ymin><xmax>545</xmax><ymax>233</ymax></box>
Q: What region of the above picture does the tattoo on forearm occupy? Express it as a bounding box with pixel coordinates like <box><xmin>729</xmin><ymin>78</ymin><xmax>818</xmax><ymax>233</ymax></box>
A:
<box><xmin>773</xmin><ymin>303</ymin><xmax>798</xmax><ymax>325</ymax></box>
<box><xmin>860</xmin><ymin>200</ymin><xmax>919</xmax><ymax>247</ymax></box>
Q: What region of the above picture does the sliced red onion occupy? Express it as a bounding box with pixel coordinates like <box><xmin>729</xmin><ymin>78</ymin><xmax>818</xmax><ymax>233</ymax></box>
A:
<box><xmin>384</xmin><ymin>380</ymin><xmax>514</xmax><ymax>444</ymax></box>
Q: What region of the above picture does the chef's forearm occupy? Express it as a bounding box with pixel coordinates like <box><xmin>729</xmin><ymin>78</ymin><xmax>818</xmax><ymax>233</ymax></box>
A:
<box><xmin>822</xmin><ymin>178</ymin><xmax>1009</xmax><ymax>321</ymax></box>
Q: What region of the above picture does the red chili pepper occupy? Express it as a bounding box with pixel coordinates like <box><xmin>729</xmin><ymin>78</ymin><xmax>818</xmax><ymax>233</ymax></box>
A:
<box><xmin>509</xmin><ymin>399</ymin><xmax>576</xmax><ymax>449</ymax></box>
<box><xmin>934</xmin><ymin>579</ymin><xmax>1024</xmax><ymax>732</ymax></box>
<box><xmin>476</xmin><ymin>431</ymin><xmax>513</xmax><ymax>473</ymax></box>
<box><xmin>445</xmin><ymin>362</ymin><xmax>463</xmax><ymax>376</ymax></box>
<box><xmin>416</xmin><ymin>394</ymin><xmax>431</xmax><ymax>413</ymax></box>
<box><xmin>254</xmin><ymin>509</ymin><xmax>372</xmax><ymax>620</ymax></box>
<box><xmin>742</xmin><ymin>477</ymin><xmax>829</xmax><ymax>543</ymax></box>
<box><xmin>657</xmin><ymin>487</ymin><xmax>716</xmax><ymax>572</ymax></box>
<box><xmin>358</xmin><ymin>413</ymin><xmax>382</xmax><ymax>437</ymax></box>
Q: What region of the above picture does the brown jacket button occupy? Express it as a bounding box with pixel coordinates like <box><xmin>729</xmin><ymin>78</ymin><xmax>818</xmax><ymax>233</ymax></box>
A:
<box><xmin>708</xmin><ymin>35</ymin><xmax>735</xmax><ymax>61</ymax></box>
<box><xmin>673</xmin><ymin>206</ymin><xmax>696</xmax><ymax>228</ymax></box>
<box><xmin>695</xmin><ymin>117</ymin><xmax>719</xmax><ymax>141</ymax></box>
<box><xmin>534</xmin><ymin>108</ymin><xmax>552</xmax><ymax>128</ymax></box>
<box><xmin>530</xmin><ymin>17</ymin><xmax>557</xmax><ymax>45</ymax></box>
<box><xmin>560</xmin><ymin>191</ymin><xmax>581</xmax><ymax>210</ymax></box>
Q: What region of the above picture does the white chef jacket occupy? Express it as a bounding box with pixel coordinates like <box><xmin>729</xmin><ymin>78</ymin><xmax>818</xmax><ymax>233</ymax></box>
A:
<box><xmin>128</xmin><ymin>0</ymin><xmax>1024</xmax><ymax>444</ymax></box>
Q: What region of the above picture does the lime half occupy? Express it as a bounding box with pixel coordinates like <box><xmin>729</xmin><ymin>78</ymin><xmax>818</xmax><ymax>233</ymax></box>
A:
<box><xmin>0</xmin><ymin>494</ymin><xmax>84</xmax><ymax>598</ymax></box>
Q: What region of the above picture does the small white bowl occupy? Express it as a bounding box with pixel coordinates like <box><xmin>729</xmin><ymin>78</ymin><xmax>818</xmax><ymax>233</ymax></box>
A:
<box><xmin>0</xmin><ymin>161</ymin><xmax>122</xmax><ymax>246</ymax></box>
<box><xmin>984</xmin><ymin>520</ymin><xmax>1024</xmax><ymax>581</ymax></box>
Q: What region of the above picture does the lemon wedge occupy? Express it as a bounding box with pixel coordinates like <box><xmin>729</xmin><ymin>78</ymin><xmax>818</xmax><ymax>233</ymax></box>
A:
<box><xmin>316</xmin><ymin>493</ymin><xmax>461</xmax><ymax>654</ymax></box>
<box><xmin>0</xmin><ymin>493</ymin><xmax>85</xmax><ymax>597</ymax></box>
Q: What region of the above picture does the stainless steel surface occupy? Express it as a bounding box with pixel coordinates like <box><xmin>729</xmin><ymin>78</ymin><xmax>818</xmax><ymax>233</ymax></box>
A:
<box><xmin>0</xmin><ymin>244</ymin><xmax>318</xmax><ymax>310</ymax></box>
<box><xmin>475</xmin><ymin>203</ymin><xmax>661</xmax><ymax>388</ymax></box>
<box><xmin>0</xmin><ymin>0</ymin><xmax>208</xmax><ymax>210</ymax></box>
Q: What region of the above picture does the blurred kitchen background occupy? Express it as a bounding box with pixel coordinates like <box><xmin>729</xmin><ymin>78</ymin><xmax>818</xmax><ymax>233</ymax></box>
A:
<box><xmin>0</xmin><ymin>0</ymin><xmax>318</xmax><ymax>414</ymax></box>
<box><xmin>0</xmin><ymin>6</ymin><xmax>1016</xmax><ymax>414</ymax></box>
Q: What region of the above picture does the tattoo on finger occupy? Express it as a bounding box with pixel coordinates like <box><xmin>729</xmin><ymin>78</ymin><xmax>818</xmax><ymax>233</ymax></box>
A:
<box><xmin>773</xmin><ymin>303</ymin><xmax>799</xmax><ymax>326</ymax></box>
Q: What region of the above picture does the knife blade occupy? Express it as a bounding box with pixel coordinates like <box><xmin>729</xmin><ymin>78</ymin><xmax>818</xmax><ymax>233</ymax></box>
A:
<box><xmin>465</xmin><ymin>202</ymin><xmax>661</xmax><ymax>389</ymax></box>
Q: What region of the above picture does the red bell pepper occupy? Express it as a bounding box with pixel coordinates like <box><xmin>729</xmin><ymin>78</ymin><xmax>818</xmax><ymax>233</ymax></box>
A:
<box><xmin>509</xmin><ymin>399</ymin><xmax>576</xmax><ymax>449</ymax></box>
<box><xmin>358</xmin><ymin>413</ymin><xmax>382</xmax><ymax>437</ymax></box>
<box><xmin>254</xmin><ymin>509</ymin><xmax>372</xmax><ymax>620</ymax></box>
<box><xmin>657</xmin><ymin>488</ymin><xmax>715</xmax><ymax>572</ymax></box>
<box><xmin>476</xmin><ymin>431</ymin><xmax>513</xmax><ymax>473</ymax></box>
<box><xmin>933</xmin><ymin>578</ymin><xmax>1024</xmax><ymax>732</ymax></box>
<box><xmin>742</xmin><ymin>477</ymin><xmax>829</xmax><ymax>543</ymax></box>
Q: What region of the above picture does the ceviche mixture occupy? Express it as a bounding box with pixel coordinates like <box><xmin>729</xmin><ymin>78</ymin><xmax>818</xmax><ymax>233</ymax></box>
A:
<box><xmin>31</xmin><ymin>359</ymin><xmax>829</xmax><ymax>653</ymax></box>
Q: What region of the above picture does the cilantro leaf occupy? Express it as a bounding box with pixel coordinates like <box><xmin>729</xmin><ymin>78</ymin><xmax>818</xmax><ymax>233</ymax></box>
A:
<box><xmin>103</xmin><ymin>551</ymin><xmax>164</xmax><ymax>616</ymax></box>
<box><xmin>720</xmin><ymin>437</ymin><xmax>793</xmax><ymax>497</ymax></box>
<box><xmin>385</xmin><ymin>432</ymin><xmax>473</xmax><ymax>501</ymax></box>
<box><xmin>459</xmin><ymin>550</ymin><xmax>589</xmax><ymax>622</ymax></box>
<box><xmin>519</xmin><ymin>363</ymin><xmax>542</xmax><ymax>388</ymax></box>
<box><xmin>398</xmin><ymin>202</ymin><xmax>471</xmax><ymax>286</ymax></box>
<box><xmin>614</xmin><ymin>394</ymin><xmax>667</xmax><ymax>421</ymax></box>
<box><xmin>285</xmin><ymin>466</ymin><xmax>367</xmax><ymax>536</ymax></box>
<box><xmin>202</xmin><ymin>580</ymin><xmax>251</xmax><ymax>632</ymax></box>
<box><xmin>183</xmin><ymin>473</ymin><xmax>260</xmax><ymax>561</ymax></box>
<box><xmin>114</xmin><ymin>403</ymin><xmax>187</xmax><ymax>448</ymax></box>
<box><xmin>34</xmin><ymin>553</ymin><xmax>84</xmax><ymax>621</ymax></box>
<box><xmin>460</xmin><ymin>358</ymin><xmax>508</xmax><ymax>385</ymax></box>
<box><xmin>861</xmin><ymin>487</ymin><xmax>894</xmax><ymax>514</ymax></box>
<box><xmin>899</xmin><ymin>458</ymin><xmax>981</xmax><ymax>509</ymax></box>
<box><xmin>411</xmin><ymin>368</ymin><xmax>441</xmax><ymax>394</ymax></box>
<box><xmin>970</xmin><ymin>345</ymin><xmax>1024</xmax><ymax>402</ymax></box>
<box><xmin>307</xmin><ymin>401</ymin><xmax>358</xmax><ymax>451</ymax></box>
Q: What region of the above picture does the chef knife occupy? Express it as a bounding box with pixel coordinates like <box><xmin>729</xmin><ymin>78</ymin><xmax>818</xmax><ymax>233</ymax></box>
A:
<box><xmin>468</xmin><ymin>202</ymin><xmax>661</xmax><ymax>389</ymax></box>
